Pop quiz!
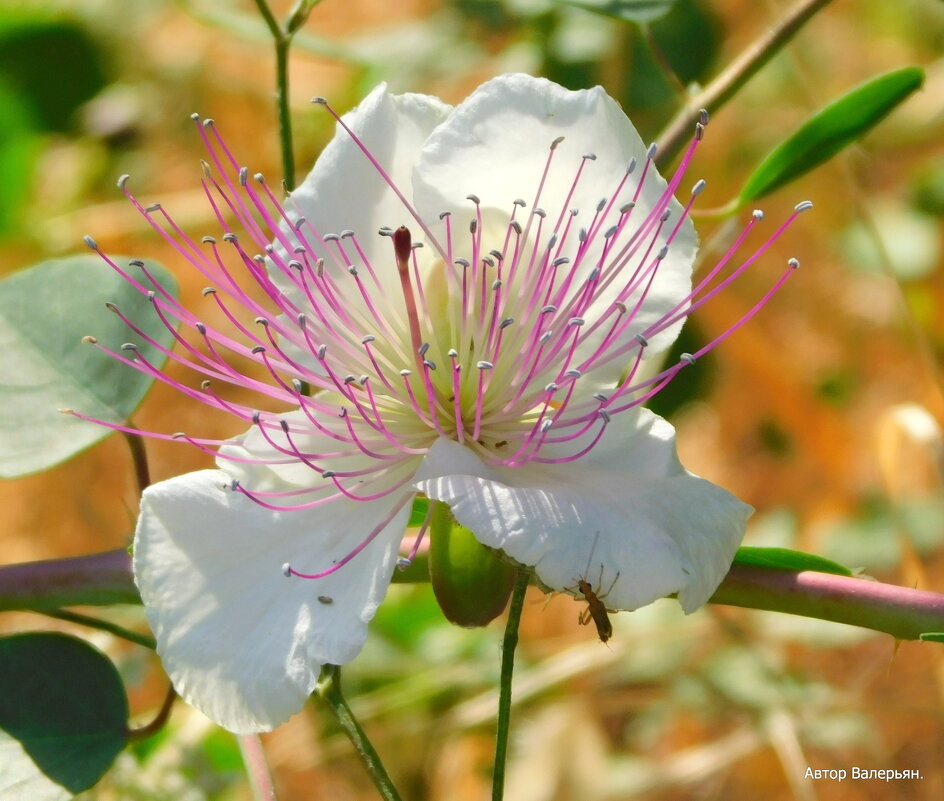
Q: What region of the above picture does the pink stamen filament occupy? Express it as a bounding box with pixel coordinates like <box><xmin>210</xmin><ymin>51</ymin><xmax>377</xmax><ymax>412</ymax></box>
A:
<box><xmin>284</xmin><ymin>491</ymin><xmax>415</xmax><ymax>579</ymax></box>
<box><xmin>79</xmin><ymin>102</ymin><xmax>809</xmax><ymax>571</ymax></box>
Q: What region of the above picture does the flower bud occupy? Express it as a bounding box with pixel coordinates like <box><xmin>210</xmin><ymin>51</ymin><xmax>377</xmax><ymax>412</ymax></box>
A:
<box><xmin>428</xmin><ymin>501</ymin><xmax>517</xmax><ymax>627</ymax></box>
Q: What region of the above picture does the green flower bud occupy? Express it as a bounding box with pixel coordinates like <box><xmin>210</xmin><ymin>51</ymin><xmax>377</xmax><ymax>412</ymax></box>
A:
<box><xmin>428</xmin><ymin>501</ymin><xmax>517</xmax><ymax>627</ymax></box>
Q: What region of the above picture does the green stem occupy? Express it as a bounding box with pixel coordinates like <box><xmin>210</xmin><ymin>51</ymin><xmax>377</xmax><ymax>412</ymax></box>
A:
<box><xmin>315</xmin><ymin>665</ymin><xmax>402</xmax><ymax>801</ymax></box>
<box><xmin>492</xmin><ymin>569</ymin><xmax>530</xmax><ymax>801</ymax></box>
<box><xmin>250</xmin><ymin>0</ymin><xmax>281</xmax><ymax>34</ymax></box>
<box><xmin>251</xmin><ymin>0</ymin><xmax>296</xmax><ymax>190</ymax></box>
<box><xmin>45</xmin><ymin>607</ymin><xmax>155</xmax><ymax>650</ymax></box>
<box><xmin>274</xmin><ymin>35</ymin><xmax>296</xmax><ymax>190</ymax></box>
<box><xmin>654</xmin><ymin>0</ymin><xmax>838</xmax><ymax>167</ymax></box>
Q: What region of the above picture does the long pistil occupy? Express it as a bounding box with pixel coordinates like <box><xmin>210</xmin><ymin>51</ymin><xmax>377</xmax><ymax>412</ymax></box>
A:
<box><xmin>393</xmin><ymin>226</ymin><xmax>425</xmax><ymax>377</ymax></box>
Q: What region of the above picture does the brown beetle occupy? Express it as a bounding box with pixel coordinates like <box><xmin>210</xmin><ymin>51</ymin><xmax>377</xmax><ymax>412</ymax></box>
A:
<box><xmin>575</xmin><ymin>570</ymin><xmax>619</xmax><ymax>643</ymax></box>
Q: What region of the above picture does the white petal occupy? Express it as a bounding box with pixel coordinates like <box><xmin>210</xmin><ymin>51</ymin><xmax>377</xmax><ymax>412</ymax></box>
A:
<box><xmin>280</xmin><ymin>83</ymin><xmax>452</xmax><ymax>296</ymax></box>
<box><xmin>134</xmin><ymin>469</ymin><xmax>412</xmax><ymax>733</ymax></box>
<box><xmin>268</xmin><ymin>85</ymin><xmax>452</xmax><ymax>372</ymax></box>
<box><xmin>414</xmin><ymin>408</ymin><xmax>749</xmax><ymax>613</ymax></box>
<box><xmin>216</xmin><ymin>408</ymin><xmax>424</xmax><ymax>496</ymax></box>
<box><xmin>413</xmin><ymin>73</ymin><xmax>696</xmax><ymax>360</ymax></box>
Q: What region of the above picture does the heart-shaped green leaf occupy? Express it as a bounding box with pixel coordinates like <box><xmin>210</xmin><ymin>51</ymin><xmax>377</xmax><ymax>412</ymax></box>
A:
<box><xmin>739</xmin><ymin>66</ymin><xmax>924</xmax><ymax>204</ymax></box>
<box><xmin>0</xmin><ymin>254</ymin><xmax>177</xmax><ymax>478</ymax></box>
<box><xmin>733</xmin><ymin>546</ymin><xmax>852</xmax><ymax>576</ymax></box>
<box><xmin>0</xmin><ymin>632</ymin><xmax>129</xmax><ymax>800</ymax></box>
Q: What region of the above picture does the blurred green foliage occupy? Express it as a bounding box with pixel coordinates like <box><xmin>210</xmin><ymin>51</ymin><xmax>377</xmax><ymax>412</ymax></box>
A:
<box><xmin>0</xmin><ymin>11</ymin><xmax>108</xmax><ymax>133</ymax></box>
<box><xmin>0</xmin><ymin>8</ymin><xmax>110</xmax><ymax>237</ymax></box>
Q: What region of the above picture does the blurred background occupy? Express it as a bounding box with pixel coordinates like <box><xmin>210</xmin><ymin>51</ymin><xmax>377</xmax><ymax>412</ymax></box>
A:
<box><xmin>1</xmin><ymin>0</ymin><xmax>943</xmax><ymax>799</ymax></box>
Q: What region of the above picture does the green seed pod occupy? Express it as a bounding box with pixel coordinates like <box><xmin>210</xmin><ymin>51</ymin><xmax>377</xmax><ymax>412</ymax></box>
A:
<box><xmin>428</xmin><ymin>501</ymin><xmax>517</xmax><ymax>627</ymax></box>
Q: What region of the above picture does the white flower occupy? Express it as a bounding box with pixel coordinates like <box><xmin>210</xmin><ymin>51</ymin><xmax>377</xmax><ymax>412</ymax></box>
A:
<box><xmin>83</xmin><ymin>74</ymin><xmax>809</xmax><ymax>733</ymax></box>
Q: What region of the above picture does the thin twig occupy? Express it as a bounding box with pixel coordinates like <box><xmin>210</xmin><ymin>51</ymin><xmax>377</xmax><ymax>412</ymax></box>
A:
<box><xmin>127</xmin><ymin>685</ymin><xmax>176</xmax><ymax>739</ymax></box>
<box><xmin>45</xmin><ymin>607</ymin><xmax>155</xmax><ymax>650</ymax></box>
<box><xmin>655</xmin><ymin>0</ymin><xmax>838</xmax><ymax>167</ymax></box>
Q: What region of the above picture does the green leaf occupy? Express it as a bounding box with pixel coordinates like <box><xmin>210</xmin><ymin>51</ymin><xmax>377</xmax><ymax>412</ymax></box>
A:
<box><xmin>733</xmin><ymin>546</ymin><xmax>853</xmax><ymax>576</ymax></box>
<box><xmin>919</xmin><ymin>632</ymin><xmax>944</xmax><ymax>643</ymax></box>
<box><xmin>0</xmin><ymin>632</ymin><xmax>129</xmax><ymax>800</ymax></box>
<box><xmin>0</xmin><ymin>254</ymin><xmax>178</xmax><ymax>478</ymax></box>
<box><xmin>554</xmin><ymin>0</ymin><xmax>678</xmax><ymax>24</ymax></box>
<box><xmin>739</xmin><ymin>66</ymin><xmax>924</xmax><ymax>203</ymax></box>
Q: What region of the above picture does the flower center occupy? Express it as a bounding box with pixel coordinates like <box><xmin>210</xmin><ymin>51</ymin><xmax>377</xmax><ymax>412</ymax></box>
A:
<box><xmin>75</xmin><ymin>103</ymin><xmax>811</xmax><ymax>534</ymax></box>
<box><xmin>368</xmin><ymin>147</ymin><xmax>684</xmax><ymax>467</ymax></box>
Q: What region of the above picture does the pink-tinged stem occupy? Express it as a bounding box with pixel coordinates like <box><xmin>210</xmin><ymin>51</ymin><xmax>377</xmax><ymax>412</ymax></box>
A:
<box><xmin>709</xmin><ymin>564</ymin><xmax>944</xmax><ymax>641</ymax></box>
<box><xmin>3</xmin><ymin>550</ymin><xmax>944</xmax><ymax>642</ymax></box>
<box><xmin>0</xmin><ymin>549</ymin><xmax>139</xmax><ymax>611</ymax></box>
<box><xmin>238</xmin><ymin>733</ymin><xmax>280</xmax><ymax>801</ymax></box>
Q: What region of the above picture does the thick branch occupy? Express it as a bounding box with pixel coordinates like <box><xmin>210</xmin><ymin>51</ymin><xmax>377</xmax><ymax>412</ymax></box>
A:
<box><xmin>710</xmin><ymin>564</ymin><xmax>944</xmax><ymax>640</ymax></box>
<box><xmin>2</xmin><ymin>549</ymin><xmax>944</xmax><ymax>641</ymax></box>
<box><xmin>0</xmin><ymin>549</ymin><xmax>139</xmax><ymax>611</ymax></box>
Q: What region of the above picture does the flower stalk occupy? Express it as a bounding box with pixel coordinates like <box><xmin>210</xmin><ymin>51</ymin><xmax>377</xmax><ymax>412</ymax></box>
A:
<box><xmin>0</xmin><ymin>549</ymin><xmax>139</xmax><ymax>612</ymax></box>
<box><xmin>314</xmin><ymin>665</ymin><xmax>403</xmax><ymax>801</ymax></box>
<box><xmin>238</xmin><ymin>734</ymin><xmax>280</xmax><ymax>801</ymax></box>
<box><xmin>493</xmin><ymin>569</ymin><xmax>531</xmax><ymax>801</ymax></box>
